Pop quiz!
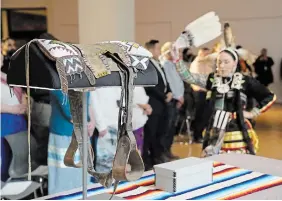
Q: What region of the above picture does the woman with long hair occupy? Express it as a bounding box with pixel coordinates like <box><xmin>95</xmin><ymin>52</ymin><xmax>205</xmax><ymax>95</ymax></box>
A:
<box><xmin>175</xmin><ymin>47</ymin><xmax>276</xmax><ymax>156</ymax></box>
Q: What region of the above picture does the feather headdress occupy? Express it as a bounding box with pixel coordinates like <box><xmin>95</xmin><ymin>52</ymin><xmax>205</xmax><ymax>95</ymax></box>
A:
<box><xmin>221</xmin><ymin>22</ymin><xmax>257</xmax><ymax>65</ymax></box>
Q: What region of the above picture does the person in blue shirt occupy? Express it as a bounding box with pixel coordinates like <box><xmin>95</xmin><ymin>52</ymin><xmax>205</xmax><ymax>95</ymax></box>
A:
<box><xmin>1</xmin><ymin>69</ymin><xmax>27</xmax><ymax>182</ymax></box>
<box><xmin>48</xmin><ymin>90</ymin><xmax>95</xmax><ymax>195</ymax></box>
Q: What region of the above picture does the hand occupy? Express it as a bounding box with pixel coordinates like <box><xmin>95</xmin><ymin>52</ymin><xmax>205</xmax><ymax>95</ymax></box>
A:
<box><xmin>176</xmin><ymin>101</ymin><xmax>182</xmax><ymax>109</ymax></box>
<box><xmin>171</xmin><ymin>44</ymin><xmax>180</xmax><ymax>62</ymax></box>
<box><xmin>99</xmin><ymin>129</ymin><xmax>107</xmax><ymax>138</ymax></box>
<box><xmin>178</xmin><ymin>49</ymin><xmax>183</xmax><ymax>60</ymax></box>
<box><xmin>251</xmin><ymin>72</ymin><xmax>257</xmax><ymax>78</ymax></box>
<box><xmin>11</xmin><ymin>104</ymin><xmax>27</xmax><ymax>114</ymax></box>
<box><xmin>87</xmin><ymin>122</ymin><xmax>95</xmax><ymax>137</ymax></box>
<box><xmin>243</xmin><ymin>111</ymin><xmax>254</xmax><ymax>119</ymax></box>
<box><xmin>178</xmin><ymin>96</ymin><xmax>184</xmax><ymax>105</ymax></box>
<box><xmin>165</xmin><ymin>92</ymin><xmax>173</xmax><ymax>103</ymax></box>
<box><xmin>143</xmin><ymin>104</ymin><xmax>152</xmax><ymax>115</ymax></box>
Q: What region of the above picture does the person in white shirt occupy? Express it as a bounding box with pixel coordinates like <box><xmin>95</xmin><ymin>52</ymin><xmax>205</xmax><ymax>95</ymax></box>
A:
<box><xmin>90</xmin><ymin>86</ymin><xmax>151</xmax><ymax>173</ymax></box>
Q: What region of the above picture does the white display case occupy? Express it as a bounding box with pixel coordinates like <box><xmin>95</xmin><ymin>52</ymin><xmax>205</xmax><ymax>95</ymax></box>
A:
<box><xmin>154</xmin><ymin>157</ymin><xmax>213</xmax><ymax>193</ymax></box>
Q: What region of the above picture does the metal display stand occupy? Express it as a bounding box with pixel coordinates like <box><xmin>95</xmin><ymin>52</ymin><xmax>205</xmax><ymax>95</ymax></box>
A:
<box><xmin>82</xmin><ymin>92</ymin><xmax>88</xmax><ymax>199</ymax></box>
<box><xmin>7</xmin><ymin>39</ymin><xmax>157</xmax><ymax>200</ymax></box>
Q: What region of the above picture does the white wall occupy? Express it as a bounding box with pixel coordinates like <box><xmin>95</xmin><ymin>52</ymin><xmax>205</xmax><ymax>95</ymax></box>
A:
<box><xmin>78</xmin><ymin>0</ymin><xmax>135</xmax><ymax>43</ymax></box>
<box><xmin>136</xmin><ymin>0</ymin><xmax>282</xmax><ymax>103</ymax></box>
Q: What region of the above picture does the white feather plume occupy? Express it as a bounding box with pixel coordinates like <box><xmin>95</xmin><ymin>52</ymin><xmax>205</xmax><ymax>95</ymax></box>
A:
<box><xmin>236</xmin><ymin>48</ymin><xmax>258</xmax><ymax>65</ymax></box>
<box><xmin>175</xmin><ymin>11</ymin><xmax>222</xmax><ymax>48</ymax></box>
<box><xmin>185</xmin><ymin>12</ymin><xmax>217</xmax><ymax>30</ymax></box>
<box><xmin>172</xmin><ymin>11</ymin><xmax>222</xmax><ymax>61</ymax></box>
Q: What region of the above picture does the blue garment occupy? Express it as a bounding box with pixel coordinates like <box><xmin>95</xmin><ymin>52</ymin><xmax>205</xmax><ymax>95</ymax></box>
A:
<box><xmin>161</xmin><ymin>59</ymin><xmax>185</xmax><ymax>100</ymax></box>
<box><xmin>1</xmin><ymin>138</ymin><xmax>12</xmax><ymax>182</ymax></box>
<box><xmin>49</xmin><ymin>90</ymin><xmax>90</xmax><ymax>136</ymax></box>
<box><xmin>48</xmin><ymin>133</ymin><xmax>91</xmax><ymax>194</ymax></box>
<box><xmin>1</xmin><ymin>112</ymin><xmax>27</xmax><ymax>181</ymax></box>
<box><xmin>1</xmin><ymin>113</ymin><xmax>27</xmax><ymax>137</ymax></box>
<box><xmin>48</xmin><ymin>90</ymin><xmax>92</xmax><ymax>195</ymax></box>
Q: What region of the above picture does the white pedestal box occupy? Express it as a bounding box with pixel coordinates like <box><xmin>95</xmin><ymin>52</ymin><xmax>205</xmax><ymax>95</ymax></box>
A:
<box><xmin>154</xmin><ymin>157</ymin><xmax>213</xmax><ymax>193</ymax></box>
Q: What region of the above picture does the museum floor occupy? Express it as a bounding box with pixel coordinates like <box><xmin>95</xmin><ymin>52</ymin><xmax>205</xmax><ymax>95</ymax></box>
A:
<box><xmin>172</xmin><ymin>104</ymin><xmax>282</xmax><ymax>160</ymax></box>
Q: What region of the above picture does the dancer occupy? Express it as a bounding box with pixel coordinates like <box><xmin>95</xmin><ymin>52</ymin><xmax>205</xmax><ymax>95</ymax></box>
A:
<box><xmin>169</xmin><ymin>13</ymin><xmax>275</xmax><ymax>156</ymax></box>
<box><xmin>175</xmin><ymin>47</ymin><xmax>276</xmax><ymax>156</ymax></box>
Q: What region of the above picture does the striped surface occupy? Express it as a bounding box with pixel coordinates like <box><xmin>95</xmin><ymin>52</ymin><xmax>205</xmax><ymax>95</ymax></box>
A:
<box><xmin>47</xmin><ymin>162</ymin><xmax>282</xmax><ymax>200</ymax></box>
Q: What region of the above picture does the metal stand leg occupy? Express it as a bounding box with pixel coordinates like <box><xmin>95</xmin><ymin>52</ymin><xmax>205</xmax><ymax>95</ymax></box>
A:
<box><xmin>82</xmin><ymin>92</ymin><xmax>88</xmax><ymax>200</ymax></box>
<box><xmin>178</xmin><ymin>120</ymin><xmax>185</xmax><ymax>136</ymax></box>
<box><xmin>186</xmin><ymin>116</ymin><xmax>193</xmax><ymax>144</ymax></box>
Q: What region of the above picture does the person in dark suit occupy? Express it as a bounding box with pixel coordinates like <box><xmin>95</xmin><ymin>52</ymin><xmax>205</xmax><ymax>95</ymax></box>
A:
<box><xmin>143</xmin><ymin>40</ymin><xmax>173</xmax><ymax>170</ymax></box>
<box><xmin>280</xmin><ymin>58</ymin><xmax>282</xmax><ymax>81</ymax></box>
<box><xmin>254</xmin><ymin>48</ymin><xmax>274</xmax><ymax>87</ymax></box>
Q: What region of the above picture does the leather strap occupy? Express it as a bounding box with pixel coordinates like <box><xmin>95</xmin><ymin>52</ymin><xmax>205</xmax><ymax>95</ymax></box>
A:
<box><xmin>107</xmin><ymin>53</ymin><xmax>144</xmax><ymax>199</ymax></box>
<box><xmin>64</xmin><ymin>90</ymin><xmax>114</xmax><ymax>188</ymax></box>
<box><xmin>63</xmin><ymin>51</ymin><xmax>144</xmax><ymax>196</ymax></box>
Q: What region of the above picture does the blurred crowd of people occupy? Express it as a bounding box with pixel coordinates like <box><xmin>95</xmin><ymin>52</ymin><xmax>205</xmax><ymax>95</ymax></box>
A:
<box><xmin>0</xmin><ymin>35</ymin><xmax>278</xmax><ymax>197</ymax></box>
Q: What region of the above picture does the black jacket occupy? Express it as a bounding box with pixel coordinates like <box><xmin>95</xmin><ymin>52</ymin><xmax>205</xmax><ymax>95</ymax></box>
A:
<box><xmin>144</xmin><ymin>60</ymin><xmax>171</xmax><ymax>115</ymax></box>
<box><xmin>254</xmin><ymin>56</ymin><xmax>274</xmax><ymax>86</ymax></box>
<box><xmin>280</xmin><ymin>58</ymin><xmax>282</xmax><ymax>80</ymax></box>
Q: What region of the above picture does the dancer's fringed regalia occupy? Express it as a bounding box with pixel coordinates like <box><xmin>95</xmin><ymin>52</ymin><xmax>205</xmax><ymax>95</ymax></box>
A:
<box><xmin>175</xmin><ymin>47</ymin><xmax>276</xmax><ymax>156</ymax></box>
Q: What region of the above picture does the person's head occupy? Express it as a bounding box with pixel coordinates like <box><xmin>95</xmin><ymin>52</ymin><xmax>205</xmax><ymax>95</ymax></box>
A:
<box><xmin>39</xmin><ymin>32</ymin><xmax>58</xmax><ymax>40</ymax></box>
<box><xmin>198</xmin><ymin>47</ymin><xmax>210</xmax><ymax>58</ymax></box>
<box><xmin>145</xmin><ymin>39</ymin><xmax>161</xmax><ymax>59</ymax></box>
<box><xmin>1</xmin><ymin>38</ymin><xmax>17</xmax><ymax>56</ymax></box>
<box><xmin>261</xmin><ymin>48</ymin><xmax>267</xmax><ymax>56</ymax></box>
<box><xmin>161</xmin><ymin>42</ymin><xmax>173</xmax><ymax>60</ymax></box>
<box><xmin>216</xmin><ymin>48</ymin><xmax>239</xmax><ymax>77</ymax></box>
<box><xmin>5</xmin><ymin>38</ymin><xmax>16</xmax><ymax>51</ymax></box>
<box><xmin>182</xmin><ymin>48</ymin><xmax>195</xmax><ymax>62</ymax></box>
<box><xmin>183</xmin><ymin>47</ymin><xmax>193</xmax><ymax>56</ymax></box>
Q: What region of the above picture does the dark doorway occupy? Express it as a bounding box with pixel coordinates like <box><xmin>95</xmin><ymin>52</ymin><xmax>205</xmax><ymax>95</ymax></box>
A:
<box><xmin>1</xmin><ymin>8</ymin><xmax>47</xmax><ymax>46</ymax></box>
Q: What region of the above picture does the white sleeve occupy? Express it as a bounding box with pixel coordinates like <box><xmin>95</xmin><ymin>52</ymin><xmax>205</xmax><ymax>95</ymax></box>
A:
<box><xmin>90</xmin><ymin>91</ymin><xmax>108</xmax><ymax>132</ymax></box>
<box><xmin>133</xmin><ymin>87</ymin><xmax>149</xmax><ymax>105</ymax></box>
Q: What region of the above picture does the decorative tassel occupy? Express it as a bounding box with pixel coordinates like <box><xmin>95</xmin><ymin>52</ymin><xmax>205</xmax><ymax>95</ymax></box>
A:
<box><xmin>25</xmin><ymin>39</ymin><xmax>38</xmax><ymax>181</ymax></box>
<box><xmin>223</xmin><ymin>22</ymin><xmax>257</xmax><ymax>65</ymax></box>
